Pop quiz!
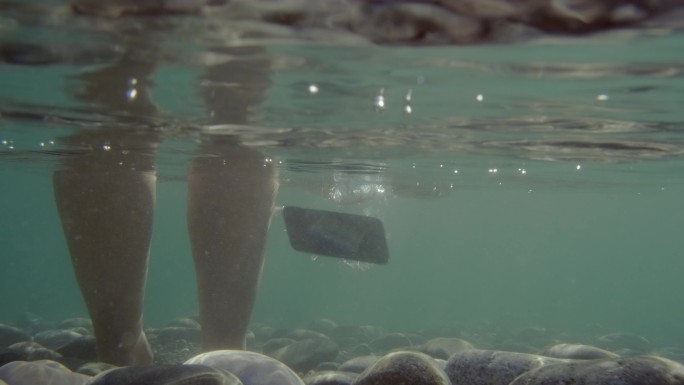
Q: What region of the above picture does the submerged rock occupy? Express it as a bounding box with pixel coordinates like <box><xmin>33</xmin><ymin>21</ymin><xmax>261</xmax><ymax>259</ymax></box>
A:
<box><xmin>542</xmin><ymin>343</ymin><xmax>619</xmax><ymax>360</ymax></box>
<box><xmin>368</xmin><ymin>332</ymin><xmax>412</xmax><ymax>354</ymax></box>
<box><xmin>9</xmin><ymin>341</ymin><xmax>62</xmax><ymax>361</ymax></box>
<box><xmin>33</xmin><ymin>329</ymin><xmax>83</xmax><ymax>350</ymax></box>
<box><xmin>88</xmin><ymin>363</ymin><xmax>242</xmax><ymax>385</ymax></box>
<box><xmin>338</xmin><ymin>355</ymin><xmax>380</xmax><ymax>374</ymax></box>
<box><xmin>55</xmin><ymin>335</ymin><xmax>98</xmax><ymax>361</ymax></box>
<box><xmin>510</xmin><ymin>355</ymin><xmax>684</xmax><ymax>385</ymax></box>
<box><xmin>0</xmin><ymin>360</ymin><xmax>90</xmax><ymax>385</ymax></box>
<box><xmin>445</xmin><ymin>349</ymin><xmax>563</xmax><ymax>385</ymax></box>
<box><xmin>268</xmin><ymin>337</ymin><xmax>340</xmax><ymax>372</ymax></box>
<box><xmin>354</xmin><ymin>351</ymin><xmax>450</xmax><ymax>385</ymax></box>
<box><xmin>0</xmin><ymin>324</ymin><xmax>30</xmax><ymax>347</ymax></box>
<box><xmin>184</xmin><ymin>350</ymin><xmax>305</xmax><ymax>385</ymax></box>
<box><xmin>414</xmin><ymin>337</ymin><xmax>474</xmax><ymax>359</ymax></box>
<box><xmin>596</xmin><ymin>332</ymin><xmax>652</xmax><ymax>354</ymax></box>
<box><xmin>302</xmin><ymin>370</ymin><xmax>357</xmax><ymax>385</ymax></box>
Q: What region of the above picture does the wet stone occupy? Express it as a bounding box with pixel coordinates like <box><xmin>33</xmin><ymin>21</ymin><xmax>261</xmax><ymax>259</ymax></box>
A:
<box><xmin>57</xmin><ymin>318</ymin><xmax>93</xmax><ymax>331</ymax></box>
<box><xmin>0</xmin><ymin>324</ymin><xmax>30</xmax><ymax>347</ymax></box>
<box><xmin>33</xmin><ymin>329</ymin><xmax>83</xmax><ymax>350</ymax></box>
<box><xmin>308</xmin><ymin>318</ymin><xmax>338</xmax><ymax>335</ymax></box>
<box><xmin>542</xmin><ymin>343</ymin><xmax>619</xmax><ymax>360</ymax></box>
<box><xmin>337</xmin><ymin>355</ymin><xmax>380</xmax><ymax>373</ymax></box>
<box><xmin>596</xmin><ymin>332</ymin><xmax>652</xmax><ymax>354</ymax></box>
<box><xmin>184</xmin><ymin>350</ymin><xmax>305</xmax><ymax>385</ymax></box>
<box><xmin>155</xmin><ymin>326</ymin><xmax>201</xmax><ymax>345</ymax></box>
<box><xmin>262</xmin><ymin>338</ymin><xmax>296</xmax><ymax>355</ymax></box>
<box><xmin>354</xmin><ymin>351</ymin><xmax>450</xmax><ymax>385</ymax></box>
<box><xmin>415</xmin><ymin>337</ymin><xmax>474</xmax><ymax>359</ymax></box>
<box><xmin>269</xmin><ymin>337</ymin><xmax>340</xmax><ymax>372</ymax></box>
<box><xmin>0</xmin><ymin>360</ymin><xmax>91</xmax><ymax>385</ymax></box>
<box><xmin>314</xmin><ymin>362</ymin><xmax>339</xmax><ymax>371</ymax></box>
<box><xmin>302</xmin><ymin>370</ymin><xmax>357</xmax><ymax>385</ymax></box>
<box><xmin>0</xmin><ymin>348</ymin><xmax>25</xmax><ymax>366</ymax></box>
<box><xmin>88</xmin><ymin>363</ymin><xmax>241</xmax><ymax>385</ymax></box>
<box><xmin>166</xmin><ymin>317</ymin><xmax>201</xmax><ymax>329</ymax></box>
<box><xmin>445</xmin><ymin>349</ymin><xmax>563</xmax><ymax>385</ymax></box>
<box><xmin>348</xmin><ymin>343</ymin><xmax>372</xmax><ymax>357</ymax></box>
<box><xmin>76</xmin><ymin>361</ymin><xmax>117</xmax><ymax>376</ymax></box>
<box><xmin>55</xmin><ymin>334</ymin><xmax>98</xmax><ymax>361</ymax></box>
<box><xmin>368</xmin><ymin>332</ymin><xmax>412</xmax><ymax>354</ymax></box>
<box><xmin>510</xmin><ymin>355</ymin><xmax>684</xmax><ymax>385</ymax></box>
<box><xmin>9</xmin><ymin>341</ymin><xmax>62</xmax><ymax>361</ymax></box>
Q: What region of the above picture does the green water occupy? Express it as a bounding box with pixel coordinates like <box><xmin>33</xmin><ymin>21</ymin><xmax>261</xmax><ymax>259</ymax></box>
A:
<box><xmin>1</xmin><ymin>5</ymin><xmax>684</xmax><ymax>353</ymax></box>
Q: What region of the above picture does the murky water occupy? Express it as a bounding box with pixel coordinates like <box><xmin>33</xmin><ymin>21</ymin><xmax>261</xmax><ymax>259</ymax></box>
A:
<box><xmin>1</xmin><ymin>0</ymin><xmax>684</xmax><ymax>358</ymax></box>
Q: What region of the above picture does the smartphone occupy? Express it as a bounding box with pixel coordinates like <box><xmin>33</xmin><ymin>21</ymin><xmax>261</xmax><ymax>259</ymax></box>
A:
<box><xmin>282</xmin><ymin>206</ymin><xmax>389</xmax><ymax>264</ymax></box>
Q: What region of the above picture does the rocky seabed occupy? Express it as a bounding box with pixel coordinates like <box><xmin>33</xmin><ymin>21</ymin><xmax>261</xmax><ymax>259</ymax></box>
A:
<box><xmin>2</xmin><ymin>316</ymin><xmax>684</xmax><ymax>385</ymax></box>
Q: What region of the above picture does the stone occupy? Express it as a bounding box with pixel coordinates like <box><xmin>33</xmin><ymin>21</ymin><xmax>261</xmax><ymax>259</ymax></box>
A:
<box><xmin>269</xmin><ymin>337</ymin><xmax>340</xmax><ymax>372</ymax></box>
<box><xmin>308</xmin><ymin>318</ymin><xmax>338</xmax><ymax>335</ymax></box>
<box><xmin>445</xmin><ymin>349</ymin><xmax>563</xmax><ymax>385</ymax></box>
<box><xmin>354</xmin><ymin>351</ymin><xmax>450</xmax><ymax>385</ymax></box>
<box><xmin>33</xmin><ymin>329</ymin><xmax>83</xmax><ymax>350</ymax></box>
<box><xmin>76</xmin><ymin>362</ymin><xmax>117</xmax><ymax>376</ymax></box>
<box><xmin>542</xmin><ymin>343</ymin><xmax>619</xmax><ymax>360</ymax></box>
<box><xmin>338</xmin><ymin>355</ymin><xmax>380</xmax><ymax>373</ymax></box>
<box><xmin>57</xmin><ymin>318</ymin><xmax>93</xmax><ymax>331</ymax></box>
<box><xmin>166</xmin><ymin>317</ymin><xmax>201</xmax><ymax>329</ymax></box>
<box><xmin>56</xmin><ymin>335</ymin><xmax>98</xmax><ymax>361</ymax></box>
<box><xmin>262</xmin><ymin>338</ymin><xmax>296</xmax><ymax>355</ymax></box>
<box><xmin>0</xmin><ymin>348</ymin><xmax>25</xmax><ymax>366</ymax></box>
<box><xmin>156</xmin><ymin>326</ymin><xmax>202</xmax><ymax>345</ymax></box>
<box><xmin>368</xmin><ymin>332</ymin><xmax>412</xmax><ymax>354</ymax></box>
<box><xmin>595</xmin><ymin>332</ymin><xmax>652</xmax><ymax>354</ymax></box>
<box><xmin>88</xmin><ymin>363</ymin><xmax>242</xmax><ymax>385</ymax></box>
<box><xmin>510</xmin><ymin>355</ymin><xmax>684</xmax><ymax>385</ymax></box>
<box><xmin>348</xmin><ymin>344</ymin><xmax>372</xmax><ymax>357</ymax></box>
<box><xmin>251</xmin><ymin>324</ymin><xmax>276</xmax><ymax>342</ymax></box>
<box><xmin>314</xmin><ymin>362</ymin><xmax>339</xmax><ymax>371</ymax></box>
<box><xmin>302</xmin><ymin>370</ymin><xmax>357</xmax><ymax>385</ymax></box>
<box><xmin>414</xmin><ymin>337</ymin><xmax>474</xmax><ymax>359</ymax></box>
<box><xmin>0</xmin><ymin>360</ymin><xmax>91</xmax><ymax>385</ymax></box>
<box><xmin>0</xmin><ymin>324</ymin><xmax>30</xmax><ymax>347</ymax></box>
<box><xmin>184</xmin><ymin>350</ymin><xmax>305</xmax><ymax>385</ymax></box>
<box><xmin>9</xmin><ymin>341</ymin><xmax>62</xmax><ymax>361</ymax></box>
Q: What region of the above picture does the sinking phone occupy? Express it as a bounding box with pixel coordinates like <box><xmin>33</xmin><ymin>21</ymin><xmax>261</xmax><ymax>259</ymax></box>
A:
<box><xmin>282</xmin><ymin>206</ymin><xmax>389</xmax><ymax>264</ymax></box>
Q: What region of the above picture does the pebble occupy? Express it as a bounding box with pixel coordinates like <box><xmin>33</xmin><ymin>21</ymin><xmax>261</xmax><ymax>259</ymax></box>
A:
<box><xmin>337</xmin><ymin>355</ymin><xmax>380</xmax><ymax>373</ymax></box>
<box><xmin>155</xmin><ymin>326</ymin><xmax>202</xmax><ymax>345</ymax></box>
<box><xmin>595</xmin><ymin>332</ymin><xmax>652</xmax><ymax>354</ymax></box>
<box><xmin>76</xmin><ymin>361</ymin><xmax>117</xmax><ymax>376</ymax></box>
<box><xmin>166</xmin><ymin>317</ymin><xmax>201</xmax><ymax>329</ymax></box>
<box><xmin>302</xmin><ymin>370</ymin><xmax>357</xmax><ymax>385</ymax></box>
<box><xmin>0</xmin><ymin>324</ymin><xmax>30</xmax><ymax>347</ymax></box>
<box><xmin>262</xmin><ymin>338</ymin><xmax>296</xmax><ymax>355</ymax></box>
<box><xmin>414</xmin><ymin>337</ymin><xmax>474</xmax><ymax>359</ymax></box>
<box><xmin>368</xmin><ymin>332</ymin><xmax>412</xmax><ymax>353</ymax></box>
<box><xmin>33</xmin><ymin>329</ymin><xmax>83</xmax><ymax>350</ymax></box>
<box><xmin>354</xmin><ymin>351</ymin><xmax>450</xmax><ymax>385</ymax></box>
<box><xmin>57</xmin><ymin>318</ymin><xmax>93</xmax><ymax>331</ymax></box>
<box><xmin>308</xmin><ymin>319</ymin><xmax>338</xmax><ymax>336</ymax></box>
<box><xmin>445</xmin><ymin>349</ymin><xmax>563</xmax><ymax>385</ymax></box>
<box><xmin>0</xmin><ymin>360</ymin><xmax>91</xmax><ymax>385</ymax></box>
<box><xmin>510</xmin><ymin>355</ymin><xmax>684</xmax><ymax>385</ymax></box>
<box><xmin>55</xmin><ymin>335</ymin><xmax>98</xmax><ymax>362</ymax></box>
<box><xmin>542</xmin><ymin>343</ymin><xmax>619</xmax><ymax>360</ymax></box>
<box><xmin>184</xmin><ymin>350</ymin><xmax>305</xmax><ymax>385</ymax></box>
<box><xmin>9</xmin><ymin>341</ymin><xmax>62</xmax><ymax>361</ymax></box>
<box><xmin>88</xmin><ymin>363</ymin><xmax>242</xmax><ymax>385</ymax></box>
<box><xmin>268</xmin><ymin>337</ymin><xmax>340</xmax><ymax>372</ymax></box>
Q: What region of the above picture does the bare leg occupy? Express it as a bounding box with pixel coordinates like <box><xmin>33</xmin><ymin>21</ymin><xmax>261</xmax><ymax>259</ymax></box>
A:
<box><xmin>188</xmin><ymin>48</ymin><xmax>276</xmax><ymax>351</ymax></box>
<box><xmin>188</xmin><ymin>141</ymin><xmax>277</xmax><ymax>350</ymax></box>
<box><xmin>54</xmin><ymin>167</ymin><xmax>155</xmax><ymax>365</ymax></box>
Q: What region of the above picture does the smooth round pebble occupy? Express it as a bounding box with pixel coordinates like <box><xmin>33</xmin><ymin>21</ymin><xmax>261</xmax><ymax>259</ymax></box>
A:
<box><xmin>0</xmin><ymin>360</ymin><xmax>91</xmax><ymax>385</ymax></box>
<box><xmin>155</xmin><ymin>326</ymin><xmax>201</xmax><ymax>344</ymax></box>
<box><xmin>510</xmin><ymin>355</ymin><xmax>684</xmax><ymax>385</ymax></box>
<box><xmin>56</xmin><ymin>335</ymin><xmax>98</xmax><ymax>361</ymax></box>
<box><xmin>354</xmin><ymin>351</ymin><xmax>450</xmax><ymax>385</ymax></box>
<box><xmin>308</xmin><ymin>319</ymin><xmax>338</xmax><ymax>335</ymax></box>
<box><xmin>302</xmin><ymin>370</ymin><xmax>357</xmax><ymax>385</ymax></box>
<box><xmin>76</xmin><ymin>362</ymin><xmax>117</xmax><ymax>376</ymax></box>
<box><xmin>184</xmin><ymin>350</ymin><xmax>305</xmax><ymax>385</ymax></box>
<box><xmin>368</xmin><ymin>332</ymin><xmax>412</xmax><ymax>353</ymax></box>
<box><xmin>445</xmin><ymin>349</ymin><xmax>563</xmax><ymax>385</ymax></box>
<box><xmin>0</xmin><ymin>324</ymin><xmax>30</xmax><ymax>347</ymax></box>
<box><xmin>57</xmin><ymin>318</ymin><xmax>93</xmax><ymax>331</ymax></box>
<box><xmin>9</xmin><ymin>341</ymin><xmax>62</xmax><ymax>360</ymax></box>
<box><xmin>542</xmin><ymin>343</ymin><xmax>619</xmax><ymax>360</ymax></box>
<box><xmin>415</xmin><ymin>337</ymin><xmax>474</xmax><ymax>359</ymax></box>
<box><xmin>34</xmin><ymin>329</ymin><xmax>83</xmax><ymax>350</ymax></box>
<box><xmin>262</xmin><ymin>338</ymin><xmax>296</xmax><ymax>355</ymax></box>
<box><xmin>88</xmin><ymin>363</ymin><xmax>242</xmax><ymax>385</ymax></box>
<box><xmin>338</xmin><ymin>355</ymin><xmax>380</xmax><ymax>373</ymax></box>
<box><xmin>269</xmin><ymin>337</ymin><xmax>339</xmax><ymax>372</ymax></box>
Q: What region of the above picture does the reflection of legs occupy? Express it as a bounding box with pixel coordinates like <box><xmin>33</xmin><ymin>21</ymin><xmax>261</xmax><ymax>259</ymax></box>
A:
<box><xmin>54</xmin><ymin>170</ymin><xmax>155</xmax><ymax>365</ymax></box>
<box><xmin>188</xmin><ymin>141</ymin><xmax>277</xmax><ymax>350</ymax></box>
